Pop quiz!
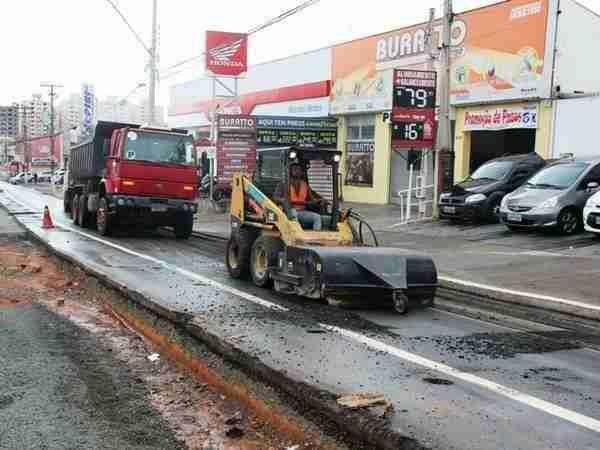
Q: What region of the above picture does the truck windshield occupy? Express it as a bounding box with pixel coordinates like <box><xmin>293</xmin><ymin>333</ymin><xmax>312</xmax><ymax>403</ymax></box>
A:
<box><xmin>123</xmin><ymin>131</ymin><xmax>195</xmax><ymax>166</ymax></box>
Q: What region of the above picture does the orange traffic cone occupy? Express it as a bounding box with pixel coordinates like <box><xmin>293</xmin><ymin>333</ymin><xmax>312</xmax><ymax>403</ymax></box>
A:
<box><xmin>42</xmin><ymin>206</ymin><xmax>54</xmax><ymax>229</ymax></box>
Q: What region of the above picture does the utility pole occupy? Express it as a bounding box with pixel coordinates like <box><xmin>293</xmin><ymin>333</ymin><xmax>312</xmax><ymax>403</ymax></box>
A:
<box><xmin>15</xmin><ymin>104</ymin><xmax>34</xmax><ymax>172</ymax></box>
<box><xmin>148</xmin><ymin>0</ymin><xmax>158</xmax><ymax>125</ymax></box>
<box><xmin>41</xmin><ymin>83</ymin><xmax>63</xmax><ymax>178</ymax></box>
<box><xmin>433</xmin><ymin>0</ymin><xmax>453</xmax><ymax>217</ymax></box>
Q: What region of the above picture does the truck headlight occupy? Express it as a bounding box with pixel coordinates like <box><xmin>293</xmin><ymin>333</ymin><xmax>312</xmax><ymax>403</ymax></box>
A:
<box><xmin>117</xmin><ymin>198</ymin><xmax>125</xmax><ymax>206</ymax></box>
<box><xmin>465</xmin><ymin>193</ymin><xmax>487</xmax><ymax>204</ymax></box>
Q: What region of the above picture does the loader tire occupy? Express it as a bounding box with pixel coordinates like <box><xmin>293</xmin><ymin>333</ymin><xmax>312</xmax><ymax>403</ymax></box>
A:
<box><xmin>250</xmin><ymin>236</ymin><xmax>283</xmax><ymax>288</ymax></box>
<box><xmin>226</xmin><ymin>227</ymin><xmax>256</xmax><ymax>280</ymax></box>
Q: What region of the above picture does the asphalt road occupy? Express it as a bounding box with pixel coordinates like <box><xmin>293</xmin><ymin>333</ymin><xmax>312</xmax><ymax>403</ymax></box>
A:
<box><xmin>3</xmin><ymin>182</ymin><xmax>600</xmax><ymax>450</ymax></box>
<box><xmin>0</xmin><ymin>302</ymin><xmax>182</xmax><ymax>450</ymax></box>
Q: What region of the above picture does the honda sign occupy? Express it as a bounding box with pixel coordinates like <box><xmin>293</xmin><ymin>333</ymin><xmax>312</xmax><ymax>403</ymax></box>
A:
<box><xmin>205</xmin><ymin>31</ymin><xmax>248</xmax><ymax>77</ymax></box>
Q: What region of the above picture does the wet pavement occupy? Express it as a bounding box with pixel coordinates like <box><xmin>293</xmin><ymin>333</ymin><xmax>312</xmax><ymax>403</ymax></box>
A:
<box><xmin>3</xmin><ymin>182</ymin><xmax>600</xmax><ymax>449</ymax></box>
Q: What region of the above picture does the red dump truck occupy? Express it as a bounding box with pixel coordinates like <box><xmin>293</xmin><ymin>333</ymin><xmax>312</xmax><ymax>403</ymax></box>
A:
<box><xmin>64</xmin><ymin>121</ymin><xmax>198</xmax><ymax>238</ymax></box>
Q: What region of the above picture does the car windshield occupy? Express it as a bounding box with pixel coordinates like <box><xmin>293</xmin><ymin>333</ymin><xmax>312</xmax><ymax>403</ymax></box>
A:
<box><xmin>123</xmin><ymin>131</ymin><xmax>195</xmax><ymax>166</ymax></box>
<box><xmin>466</xmin><ymin>161</ymin><xmax>513</xmax><ymax>182</ymax></box>
<box><xmin>526</xmin><ymin>163</ymin><xmax>589</xmax><ymax>189</ymax></box>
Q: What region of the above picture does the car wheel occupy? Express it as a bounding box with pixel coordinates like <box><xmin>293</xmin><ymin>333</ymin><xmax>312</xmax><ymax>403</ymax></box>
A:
<box><xmin>557</xmin><ymin>207</ymin><xmax>581</xmax><ymax>235</ymax></box>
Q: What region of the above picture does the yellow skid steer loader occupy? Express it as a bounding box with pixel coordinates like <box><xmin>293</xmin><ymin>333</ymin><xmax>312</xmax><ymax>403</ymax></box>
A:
<box><xmin>225</xmin><ymin>146</ymin><xmax>437</xmax><ymax>314</ymax></box>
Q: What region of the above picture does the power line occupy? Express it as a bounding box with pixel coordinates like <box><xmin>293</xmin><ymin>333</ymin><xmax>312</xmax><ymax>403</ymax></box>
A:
<box><xmin>103</xmin><ymin>0</ymin><xmax>152</xmax><ymax>55</ymax></box>
<box><xmin>158</xmin><ymin>0</ymin><xmax>321</xmax><ymax>80</ymax></box>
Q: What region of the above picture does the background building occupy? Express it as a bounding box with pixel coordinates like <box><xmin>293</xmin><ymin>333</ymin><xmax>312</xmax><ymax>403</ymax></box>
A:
<box><xmin>0</xmin><ymin>105</ymin><xmax>19</xmax><ymax>138</ymax></box>
<box><xmin>97</xmin><ymin>96</ymin><xmax>165</xmax><ymax>126</ymax></box>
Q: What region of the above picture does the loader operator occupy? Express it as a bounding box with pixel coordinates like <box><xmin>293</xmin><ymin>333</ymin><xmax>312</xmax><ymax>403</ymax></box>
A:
<box><xmin>275</xmin><ymin>163</ymin><xmax>324</xmax><ymax>231</ymax></box>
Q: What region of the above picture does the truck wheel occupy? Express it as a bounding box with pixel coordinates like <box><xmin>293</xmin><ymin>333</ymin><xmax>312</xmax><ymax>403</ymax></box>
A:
<box><xmin>174</xmin><ymin>212</ymin><xmax>193</xmax><ymax>239</ymax></box>
<box><xmin>72</xmin><ymin>194</ymin><xmax>81</xmax><ymax>226</ymax></box>
<box><xmin>96</xmin><ymin>197</ymin><xmax>111</xmax><ymax>236</ymax></box>
<box><xmin>63</xmin><ymin>192</ymin><xmax>71</xmax><ymax>217</ymax></box>
<box><xmin>78</xmin><ymin>195</ymin><xmax>90</xmax><ymax>228</ymax></box>
<box><xmin>226</xmin><ymin>228</ymin><xmax>256</xmax><ymax>279</ymax></box>
<box><xmin>250</xmin><ymin>236</ymin><xmax>283</xmax><ymax>288</ymax></box>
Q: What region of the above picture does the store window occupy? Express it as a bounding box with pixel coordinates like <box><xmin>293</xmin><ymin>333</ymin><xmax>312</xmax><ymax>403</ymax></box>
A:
<box><xmin>345</xmin><ymin>115</ymin><xmax>375</xmax><ymax>187</ymax></box>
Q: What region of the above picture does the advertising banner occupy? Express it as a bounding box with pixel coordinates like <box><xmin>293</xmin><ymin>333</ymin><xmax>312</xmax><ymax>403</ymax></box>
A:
<box><xmin>206</xmin><ymin>31</ymin><xmax>248</xmax><ymax>78</ymax></box>
<box><xmin>330</xmin><ymin>0</ymin><xmax>550</xmax><ymax>113</ymax></box>
<box><xmin>30</xmin><ymin>135</ymin><xmax>62</xmax><ymax>166</ymax></box>
<box><xmin>82</xmin><ymin>84</ymin><xmax>95</xmax><ymax>137</ymax></box>
<box><xmin>255</xmin><ymin>116</ymin><xmax>338</xmax><ymax>149</ymax></box>
<box><xmin>216</xmin><ymin>115</ymin><xmax>256</xmax><ymax>183</ymax></box>
<box><xmin>392</xmin><ymin>70</ymin><xmax>437</xmax><ymax>150</ymax></box>
<box><xmin>345</xmin><ymin>141</ymin><xmax>374</xmax><ymax>187</ymax></box>
<box><xmin>450</xmin><ymin>0</ymin><xmax>550</xmax><ymax>104</ymax></box>
<box><xmin>463</xmin><ymin>104</ymin><xmax>539</xmax><ymax>131</ymax></box>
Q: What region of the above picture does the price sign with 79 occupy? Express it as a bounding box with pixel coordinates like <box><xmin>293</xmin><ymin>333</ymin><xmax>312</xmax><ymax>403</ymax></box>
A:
<box><xmin>394</xmin><ymin>86</ymin><xmax>436</xmax><ymax>109</ymax></box>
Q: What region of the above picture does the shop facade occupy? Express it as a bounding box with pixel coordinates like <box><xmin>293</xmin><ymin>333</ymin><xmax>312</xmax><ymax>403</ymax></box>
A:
<box><xmin>452</xmin><ymin>0</ymin><xmax>600</xmax><ymax>181</ymax></box>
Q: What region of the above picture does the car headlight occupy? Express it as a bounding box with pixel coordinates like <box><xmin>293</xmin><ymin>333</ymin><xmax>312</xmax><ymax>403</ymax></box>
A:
<box><xmin>535</xmin><ymin>196</ymin><xmax>559</xmax><ymax>210</ymax></box>
<box><xmin>500</xmin><ymin>195</ymin><xmax>509</xmax><ymax>210</ymax></box>
<box><xmin>465</xmin><ymin>193</ymin><xmax>487</xmax><ymax>204</ymax></box>
<box><xmin>440</xmin><ymin>192</ymin><xmax>451</xmax><ymax>200</ymax></box>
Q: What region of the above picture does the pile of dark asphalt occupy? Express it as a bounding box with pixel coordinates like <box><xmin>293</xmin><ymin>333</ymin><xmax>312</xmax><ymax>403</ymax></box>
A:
<box><xmin>0</xmin><ymin>304</ymin><xmax>183</xmax><ymax>450</ymax></box>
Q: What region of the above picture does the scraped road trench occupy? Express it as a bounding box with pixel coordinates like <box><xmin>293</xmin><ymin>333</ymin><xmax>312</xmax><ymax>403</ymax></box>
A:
<box><xmin>3</xmin><ymin>182</ymin><xmax>600</xmax><ymax>450</ymax></box>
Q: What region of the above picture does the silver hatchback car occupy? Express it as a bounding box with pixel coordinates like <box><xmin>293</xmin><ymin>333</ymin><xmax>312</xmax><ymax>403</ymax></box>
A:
<box><xmin>499</xmin><ymin>159</ymin><xmax>600</xmax><ymax>234</ymax></box>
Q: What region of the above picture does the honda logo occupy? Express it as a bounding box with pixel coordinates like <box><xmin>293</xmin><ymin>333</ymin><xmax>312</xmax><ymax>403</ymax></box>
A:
<box><xmin>206</xmin><ymin>31</ymin><xmax>248</xmax><ymax>77</ymax></box>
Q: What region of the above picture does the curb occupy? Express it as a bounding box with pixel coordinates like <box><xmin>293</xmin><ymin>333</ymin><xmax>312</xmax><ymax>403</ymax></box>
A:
<box><xmin>23</xmin><ymin>227</ymin><xmax>426</xmax><ymax>450</ymax></box>
<box><xmin>438</xmin><ymin>276</ymin><xmax>600</xmax><ymax>323</ymax></box>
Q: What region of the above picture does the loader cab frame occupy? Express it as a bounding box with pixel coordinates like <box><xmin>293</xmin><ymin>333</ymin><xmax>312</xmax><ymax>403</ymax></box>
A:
<box><xmin>254</xmin><ymin>146</ymin><xmax>342</xmax><ymax>231</ymax></box>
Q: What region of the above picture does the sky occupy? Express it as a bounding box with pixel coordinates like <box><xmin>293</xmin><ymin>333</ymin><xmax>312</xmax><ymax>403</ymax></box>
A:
<box><xmin>1</xmin><ymin>0</ymin><xmax>598</xmax><ymax>109</ymax></box>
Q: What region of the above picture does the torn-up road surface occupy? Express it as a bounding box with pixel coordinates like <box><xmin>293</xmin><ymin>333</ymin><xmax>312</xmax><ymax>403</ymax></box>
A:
<box><xmin>3</xmin><ymin>182</ymin><xmax>600</xmax><ymax>450</ymax></box>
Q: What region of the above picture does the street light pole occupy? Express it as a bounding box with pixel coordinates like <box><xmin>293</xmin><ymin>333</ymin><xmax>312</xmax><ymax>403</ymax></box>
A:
<box><xmin>149</xmin><ymin>0</ymin><xmax>158</xmax><ymax>125</ymax></box>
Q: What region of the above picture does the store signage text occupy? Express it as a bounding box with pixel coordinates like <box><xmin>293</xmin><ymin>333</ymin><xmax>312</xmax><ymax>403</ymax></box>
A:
<box><xmin>376</xmin><ymin>21</ymin><xmax>466</xmax><ymax>65</ymax></box>
<box><xmin>464</xmin><ymin>105</ymin><xmax>538</xmax><ymax>131</ymax></box>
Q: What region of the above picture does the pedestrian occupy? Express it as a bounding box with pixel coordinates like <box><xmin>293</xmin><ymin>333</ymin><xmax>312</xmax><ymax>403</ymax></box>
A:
<box><xmin>33</xmin><ymin>172</ymin><xmax>38</xmax><ymax>184</ymax></box>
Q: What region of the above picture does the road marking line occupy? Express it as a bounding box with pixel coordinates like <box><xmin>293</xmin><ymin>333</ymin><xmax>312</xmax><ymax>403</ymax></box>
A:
<box><xmin>439</xmin><ymin>275</ymin><xmax>600</xmax><ymax>313</ymax></box>
<box><xmin>4</xmin><ymin>184</ymin><xmax>600</xmax><ymax>433</ymax></box>
<box><xmin>321</xmin><ymin>324</ymin><xmax>600</xmax><ymax>434</ymax></box>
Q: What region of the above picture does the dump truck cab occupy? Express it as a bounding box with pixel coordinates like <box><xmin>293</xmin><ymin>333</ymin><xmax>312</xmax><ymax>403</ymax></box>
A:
<box><xmin>65</xmin><ymin>121</ymin><xmax>198</xmax><ymax>238</ymax></box>
<box><xmin>225</xmin><ymin>145</ymin><xmax>437</xmax><ymax>314</ymax></box>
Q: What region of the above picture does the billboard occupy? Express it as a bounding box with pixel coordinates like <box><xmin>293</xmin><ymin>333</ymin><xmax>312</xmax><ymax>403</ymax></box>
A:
<box><xmin>216</xmin><ymin>115</ymin><xmax>256</xmax><ymax>183</ymax></box>
<box><xmin>255</xmin><ymin>116</ymin><xmax>338</xmax><ymax>149</ymax></box>
<box><xmin>450</xmin><ymin>0</ymin><xmax>550</xmax><ymax>104</ymax></box>
<box><xmin>206</xmin><ymin>31</ymin><xmax>248</xmax><ymax>78</ymax></box>
<box><xmin>30</xmin><ymin>135</ymin><xmax>62</xmax><ymax>166</ymax></box>
<box><xmin>82</xmin><ymin>84</ymin><xmax>95</xmax><ymax>136</ymax></box>
<box><xmin>392</xmin><ymin>70</ymin><xmax>437</xmax><ymax>149</ymax></box>
<box><xmin>330</xmin><ymin>0</ymin><xmax>551</xmax><ymax>113</ymax></box>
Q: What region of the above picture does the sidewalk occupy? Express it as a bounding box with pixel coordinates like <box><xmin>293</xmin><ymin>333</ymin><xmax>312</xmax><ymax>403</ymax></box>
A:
<box><xmin>193</xmin><ymin>200</ymin><xmax>600</xmax><ymax>315</ymax></box>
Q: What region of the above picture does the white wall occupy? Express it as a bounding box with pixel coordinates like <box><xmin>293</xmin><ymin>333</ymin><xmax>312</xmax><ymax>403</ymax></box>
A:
<box><xmin>554</xmin><ymin>0</ymin><xmax>600</xmax><ymax>95</ymax></box>
<box><xmin>553</xmin><ymin>95</ymin><xmax>600</xmax><ymax>158</ymax></box>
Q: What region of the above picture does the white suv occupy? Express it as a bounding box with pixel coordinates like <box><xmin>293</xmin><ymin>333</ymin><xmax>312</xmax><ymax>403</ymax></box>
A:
<box><xmin>583</xmin><ymin>188</ymin><xmax>600</xmax><ymax>235</ymax></box>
